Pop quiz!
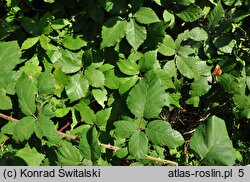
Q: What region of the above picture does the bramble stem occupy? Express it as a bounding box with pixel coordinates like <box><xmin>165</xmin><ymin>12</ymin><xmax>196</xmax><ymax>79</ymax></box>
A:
<box><xmin>0</xmin><ymin>112</ymin><xmax>179</xmax><ymax>166</ymax></box>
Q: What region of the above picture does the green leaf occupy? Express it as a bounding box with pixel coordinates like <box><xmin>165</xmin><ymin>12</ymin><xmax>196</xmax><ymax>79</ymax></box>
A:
<box><xmin>57</xmin><ymin>50</ymin><xmax>83</xmax><ymax>74</ymax></box>
<box><xmin>104</xmin><ymin>69</ymin><xmax>120</xmax><ymax>89</ymax></box>
<box><xmin>207</xmin><ymin>2</ymin><xmax>224</xmax><ymax>29</ymax></box>
<box><xmin>127</xmin><ymin>70</ymin><xmax>166</xmax><ymax>119</ymax></box>
<box><xmin>65</xmin><ymin>74</ymin><xmax>89</xmax><ymax>102</ymax></box>
<box><xmin>134</xmin><ymin>7</ymin><xmax>160</xmax><ymax>24</ymax></box>
<box><xmin>139</xmin><ymin>50</ymin><xmax>160</xmax><ymax>72</ymax></box>
<box><xmin>163</xmin><ymin>10</ymin><xmax>175</xmax><ymax>28</ymax></box>
<box><xmin>0</xmin><ymin>89</ymin><xmax>12</xmax><ymax>110</ymax></box>
<box><xmin>176</xmin><ymin>4</ymin><xmax>203</xmax><ymax>22</ymax></box>
<box><xmin>214</xmin><ymin>36</ymin><xmax>236</xmax><ymax>54</ymax></box>
<box><xmin>163</xmin><ymin>60</ymin><xmax>177</xmax><ymax>78</ymax></box>
<box><xmin>39</xmin><ymin>34</ymin><xmax>57</xmax><ymax>50</ymax></box>
<box><xmin>21</xmin><ymin>36</ymin><xmax>40</xmax><ymax>50</ymax></box>
<box><xmin>101</xmin><ymin>17</ymin><xmax>127</xmax><ymax>48</ymax></box>
<box><xmin>128</xmin><ymin>131</ymin><xmax>148</xmax><ymax>159</ymax></box>
<box><xmin>186</xmin><ymin>96</ymin><xmax>200</xmax><ymax>107</ymax></box>
<box><xmin>79</xmin><ymin>126</ymin><xmax>101</xmax><ymax>162</ymax></box>
<box><xmin>190</xmin><ymin>116</ymin><xmax>236</xmax><ymax>165</ymax></box>
<box><xmin>20</xmin><ymin>56</ymin><xmax>42</xmax><ymax>78</ymax></box>
<box><xmin>190</xmin><ymin>76</ymin><xmax>212</xmax><ymax>97</ymax></box>
<box><xmin>126</xmin><ymin>19</ymin><xmax>147</xmax><ymax>50</ymax></box>
<box><xmin>85</xmin><ymin>67</ymin><xmax>105</xmax><ymax>88</ymax></box>
<box><xmin>21</xmin><ymin>17</ymin><xmax>40</xmax><ymax>36</ymax></box>
<box><xmin>176</xmin><ymin>0</ymin><xmax>195</xmax><ymax>6</ymax></box>
<box><xmin>57</xmin><ymin>141</ymin><xmax>83</xmax><ymax>165</ymax></box>
<box><xmin>92</xmin><ymin>89</ymin><xmax>107</xmax><ymax>108</ymax></box>
<box><xmin>146</xmin><ymin>120</ymin><xmax>184</xmax><ymax>148</ymax></box>
<box><xmin>119</xmin><ymin>76</ymin><xmax>139</xmax><ymax>94</ymax></box>
<box><xmin>0</xmin><ymin>41</ymin><xmax>21</xmax><ymax>72</ymax></box>
<box><xmin>55</xmin><ymin>107</ymin><xmax>71</xmax><ymax>118</ymax></box>
<box><xmin>114</xmin><ymin>120</ymin><xmax>138</xmax><ymax>138</ymax></box>
<box><xmin>34</xmin><ymin>116</ymin><xmax>61</xmax><ymax>143</ymax></box>
<box><xmin>218</xmin><ymin>73</ymin><xmax>244</xmax><ymax>95</ymax></box>
<box><xmin>16</xmin><ymin>74</ymin><xmax>37</xmax><ymax>116</ymax></box>
<box><xmin>176</xmin><ymin>56</ymin><xmax>205</xmax><ymax>79</ymax></box>
<box><xmin>38</xmin><ymin>71</ymin><xmax>55</xmax><ymax>95</ymax></box>
<box><xmin>189</xmin><ymin>27</ymin><xmax>208</xmax><ymax>41</ymax></box>
<box><xmin>164</xmin><ymin>92</ymin><xmax>181</xmax><ymax>109</ymax></box>
<box><xmin>158</xmin><ymin>34</ymin><xmax>176</xmax><ymax>56</ymax></box>
<box><xmin>75</xmin><ymin>101</ymin><xmax>95</xmax><ymax>124</ymax></box>
<box><xmin>95</xmin><ymin>108</ymin><xmax>112</xmax><ymax>126</ymax></box>
<box><xmin>0</xmin><ymin>71</ymin><xmax>16</xmax><ymax>95</ymax></box>
<box><xmin>15</xmin><ymin>147</ymin><xmax>45</xmax><ymax>166</ymax></box>
<box><xmin>100</xmin><ymin>0</ymin><xmax>128</xmax><ymax>15</ymax></box>
<box><xmin>51</xmin><ymin>19</ymin><xmax>71</xmax><ymax>30</ymax></box>
<box><xmin>117</xmin><ymin>60</ymin><xmax>140</xmax><ymax>75</ymax></box>
<box><xmin>155</xmin><ymin>69</ymin><xmax>175</xmax><ymax>89</ymax></box>
<box><xmin>63</xmin><ymin>35</ymin><xmax>87</xmax><ymax>50</ymax></box>
<box><xmin>13</xmin><ymin>116</ymin><xmax>36</xmax><ymax>142</ymax></box>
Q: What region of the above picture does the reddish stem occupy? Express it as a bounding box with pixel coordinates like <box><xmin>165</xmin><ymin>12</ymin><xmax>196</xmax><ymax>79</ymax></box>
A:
<box><xmin>58</xmin><ymin>122</ymin><xmax>71</xmax><ymax>132</ymax></box>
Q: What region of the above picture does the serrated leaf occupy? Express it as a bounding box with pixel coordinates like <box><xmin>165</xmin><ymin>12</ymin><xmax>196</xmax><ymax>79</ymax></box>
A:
<box><xmin>55</xmin><ymin>107</ymin><xmax>71</xmax><ymax>118</ymax></box>
<box><xmin>95</xmin><ymin>108</ymin><xmax>112</xmax><ymax>126</ymax></box>
<box><xmin>0</xmin><ymin>41</ymin><xmax>21</xmax><ymax>72</ymax></box>
<box><xmin>21</xmin><ymin>36</ymin><xmax>40</xmax><ymax>50</ymax></box>
<box><xmin>15</xmin><ymin>147</ymin><xmax>45</xmax><ymax>166</ymax></box>
<box><xmin>176</xmin><ymin>4</ymin><xmax>203</xmax><ymax>22</ymax></box>
<box><xmin>63</xmin><ymin>35</ymin><xmax>87</xmax><ymax>50</ymax></box>
<box><xmin>104</xmin><ymin>69</ymin><xmax>120</xmax><ymax>89</ymax></box>
<box><xmin>128</xmin><ymin>131</ymin><xmax>148</xmax><ymax>159</ymax></box>
<box><xmin>163</xmin><ymin>10</ymin><xmax>175</xmax><ymax>28</ymax></box>
<box><xmin>51</xmin><ymin>19</ymin><xmax>71</xmax><ymax>30</ymax></box>
<box><xmin>75</xmin><ymin>101</ymin><xmax>95</xmax><ymax>124</ymax></box>
<box><xmin>92</xmin><ymin>89</ymin><xmax>107</xmax><ymax>108</ymax></box>
<box><xmin>146</xmin><ymin>120</ymin><xmax>184</xmax><ymax>148</ymax></box>
<box><xmin>85</xmin><ymin>67</ymin><xmax>105</xmax><ymax>88</ymax></box>
<box><xmin>158</xmin><ymin>34</ymin><xmax>176</xmax><ymax>56</ymax></box>
<box><xmin>214</xmin><ymin>36</ymin><xmax>236</xmax><ymax>54</ymax></box>
<box><xmin>117</xmin><ymin>60</ymin><xmax>140</xmax><ymax>75</ymax></box>
<box><xmin>189</xmin><ymin>27</ymin><xmax>208</xmax><ymax>41</ymax></box>
<box><xmin>191</xmin><ymin>76</ymin><xmax>212</xmax><ymax>97</ymax></box>
<box><xmin>218</xmin><ymin>73</ymin><xmax>244</xmax><ymax>95</ymax></box>
<box><xmin>79</xmin><ymin>126</ymin><xmax>101</xmax><ymax>162</ymax></box>
<box><xmin>164</xmin><ymin>92</ymin><xmax>181</xmax><ymax>108</ymax></box>
<box><xmin>16</xmin><ymin>74</ymin><xmax>37</xmax><ymax>116</ymax></box>
<box><xmin>13</xmin><ymin>116</ymin><xmax>36</xmax><ymax>142</ymax></box>
<box><xmin>0</xmin><ymin>89</ymin><xmax>12</xmax><ymax>110</ymax></box>
<box><xmin>176</xmin><ymin>56</ymin><xmax>206</xmax><ymax>79</ymax></box>
<box><xmin>126</xmin><ymin>19</ymin><xmax>147</xmax><ymax>50</ymax></box>
<box><xmin>207</xmin><ymin>2</ymin><xmax>224</xmax><ymax>29</ymax></box>
<box><xmin>38</xmin><ymin>71</ymin><xmax>55</xmax><ymax>94</ymax></box>
<box><xmin>57</xmin><ymin>49</ymin><xmax>83</xmax><ymax>74</ymax></box>
<box><xmin>119</xmin><ymin>76</ymin><xmax>139</xmax><ymax>94</ymax></box>
<box><xmin>127</xmin><ymin>70</ymin><xmax>166</xmax><ymax>119</ymax></box>
<box><xmin>39</xmin><ymin>34</ymin><xmax>57</xmax><ymax>50</ymax></box>
<box><xmin>65</xmin><ymin>74</ymin><xmax>89</xmax><ymax>102</ymax></box>
<box><xmin>34</xmin><ymin>116</ymin><xmax>61</xmax><ymax>144</ymax></box>
<box><xmin>190</xmin><ymin>116</ymin><xmax>236</xmax><ymax>165</ymax></box>
<box><xmin>134</xmin><ymin>7</ymin><xmax>160</xmax><ymax>24</ymax></box>
<box><xmin>0</xmin><ymin>71</ymin><xmax>16</xmax><ymax>95</ymax></box>
<box><xmin>155</xmin><ymin>69</ymin><xmax>175</xmax><ymax>89</ymax></box>
<box><xmin>57</xmin><ymin>141</ymin><xmax>83</xmax><ymax>165</ymax></box>
<box><xmin>20</xmin><ymin>56</ymin><xmax>42</xmax><ymax>78</ymax></box>
<box><xmin>139</xmin><ymin>50</ymin><xmax>160</xmax><ymax>72</ymax></box>
<box><xmin>101</xmin><ymin>17</ymin><xmax>127</xmax><ymax>48</ymax></box>
<box><xmin>114</xmin><ymin>120</ymin><xmax>138</xmax><ymax>138</ymax></box>
<box><xmin>163</xmin><ymin>60</ymin><xmax>177</xmax><ymax>78</ymax></box>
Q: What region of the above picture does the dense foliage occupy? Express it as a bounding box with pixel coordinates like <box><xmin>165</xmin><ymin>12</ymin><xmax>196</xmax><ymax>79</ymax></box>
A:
<box><xmin>0</xmin><ymin>0</ymin><xmax>249</xmax><ymax>166</ymax></box>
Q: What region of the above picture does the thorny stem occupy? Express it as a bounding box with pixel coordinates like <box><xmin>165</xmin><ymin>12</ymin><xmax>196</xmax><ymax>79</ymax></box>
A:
<box><xmin>0</xmin><ymin>113</ymin><xmax>179</xmax><ymax>166</ymax></box>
